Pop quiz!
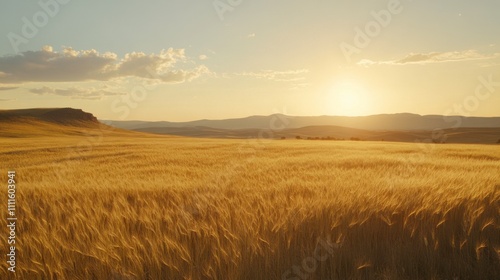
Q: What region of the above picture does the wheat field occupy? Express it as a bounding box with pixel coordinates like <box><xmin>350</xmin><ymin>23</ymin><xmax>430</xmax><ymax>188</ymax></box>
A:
<box><xmin>0</xmin><ymin>129</ymin><xmax>499</xmax><ymax>279</ymax></box>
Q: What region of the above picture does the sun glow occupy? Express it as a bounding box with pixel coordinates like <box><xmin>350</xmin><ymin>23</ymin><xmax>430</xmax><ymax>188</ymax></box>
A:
<box><xmin>329</xmin><ymin>80</ymin><xmax>371</xmax><ymax>116</ymax></box>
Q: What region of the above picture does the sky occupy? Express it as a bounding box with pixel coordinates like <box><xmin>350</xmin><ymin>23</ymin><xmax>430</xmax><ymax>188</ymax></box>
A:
<box><xmin>0</xmin><ymin>0</ymin><xmax>499</xmax><ymax>121</ymax></box>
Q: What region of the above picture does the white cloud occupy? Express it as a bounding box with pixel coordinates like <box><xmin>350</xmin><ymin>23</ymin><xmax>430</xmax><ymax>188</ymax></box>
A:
<box><xmin>247</xmin><ymin>33</ymin><xmax>256</xmax><ymax>39</ymax></box>
<box><xmin>358</xmin><ymin>50</ymin><xmax>500</xmax><ymax>66</ymax></box>
<box><xmin>154</xmin><ymin>66</ymin><xmax>211</xmax><ymax>84</ymax></box>
<box><xmin>0</xmin><ymin>46</ymin><xmax>210</xmax><ymax>84</ymax></box>
<box><xmin>238</xmin><ymin>69</ymin><xmax>309</xmax><ymax>82</ymax></box>
<box><xmin>289</xmin><ymin>83</ymin><xmax>310</xmax><ymax>90</ymax></box>
<box><xmin>198</xmin><ymin>54</ymin><xmax>208</xmax><ymax>60</ymax></box>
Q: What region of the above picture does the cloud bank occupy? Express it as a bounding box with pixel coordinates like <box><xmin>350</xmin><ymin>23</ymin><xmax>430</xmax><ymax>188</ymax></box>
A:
<box><xmin>0</xmin><ymin>46</ymin><xmax>209</xmax><ymax>84</ymax></box>
<box><xmin>29</xmin><ymin>86</ymin><xmax>126</xmax><ymax>100</ymax></box>
<box><xmin>0</xmin><ymin>86</ymin><xmax>18</xmax><ymax>91</ymax></box>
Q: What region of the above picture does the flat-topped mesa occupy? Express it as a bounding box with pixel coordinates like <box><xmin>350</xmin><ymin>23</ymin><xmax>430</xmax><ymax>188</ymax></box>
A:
<box><xmin>41</xmin><ymin>108</ymin><xmax>98</xmax><ymax>124</ymax></box>
<box><xmin>0</xmin><ymin>108</ymin><xmax>99</xmax><ymax>125</ymax></box>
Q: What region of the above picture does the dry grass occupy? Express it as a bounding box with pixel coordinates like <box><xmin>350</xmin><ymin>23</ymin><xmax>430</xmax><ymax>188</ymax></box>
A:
<box><xmin>0</xmin><ymin>130</ymin><xmax>499</xmax><ymax>279</ymax></box>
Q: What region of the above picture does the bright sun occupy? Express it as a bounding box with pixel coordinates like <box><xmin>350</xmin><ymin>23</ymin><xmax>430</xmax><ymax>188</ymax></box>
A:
<box><xmin>329</xmin><ymin>80</ymin><xmax>369</xmax><ymax>116</ymax></box>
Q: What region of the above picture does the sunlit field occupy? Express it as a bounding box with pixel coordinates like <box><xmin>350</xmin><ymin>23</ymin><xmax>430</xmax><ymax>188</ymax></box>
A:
<box><xmin>1</xmin><ymin>132</ymin><xmax>499</xmax><ymax>279</ymax></box>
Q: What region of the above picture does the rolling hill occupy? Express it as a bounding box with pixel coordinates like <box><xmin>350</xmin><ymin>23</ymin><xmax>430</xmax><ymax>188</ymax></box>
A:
<box><xmin>1</xmin><ymin>108</ymin><xmax>499</xmax><ymax>143</ymax></box>
<box><xmin>105</xmin><ymin>113</ymin><xmax>500</xmax><ymax>143</ymax></box>
<box><xmin>135</xmin><ymin>125</ymin><xmax>500</xmax><ymax>144</ymax></box>
<box><xmin>104</xmin><ymin>113</ymin><xmax>500</xmax><ymax>131</ymax></box>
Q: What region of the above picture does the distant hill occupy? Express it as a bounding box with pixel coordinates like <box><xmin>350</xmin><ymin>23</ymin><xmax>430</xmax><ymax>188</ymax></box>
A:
<box><xmin>105</xmin><ymin>113</ymin><xmax>500</xmax><ymax>131</ymax></box>
<box><xmin>105</xmin><ymin>113</ymin><xmax>500</xmax><ymax>144</ymax></box>
<box><xmin>1</xmin><ymin>109</ymin><xmax>499</xmax><ymax>143</ymax></box>
<box><xmin>135</xmin><ymin>125</ymin><xmax>500</xmax><ymax>144</ymax></box>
